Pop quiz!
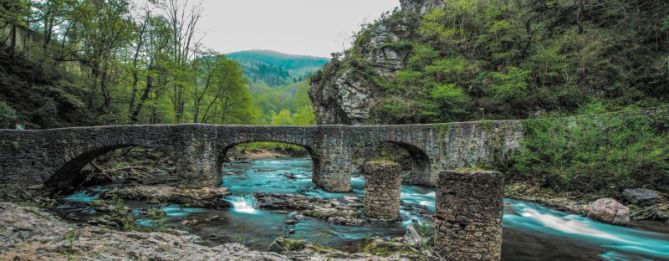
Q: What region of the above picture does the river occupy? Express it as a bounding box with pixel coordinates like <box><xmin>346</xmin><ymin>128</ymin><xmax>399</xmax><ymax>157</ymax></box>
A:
<box><xmin>57</xmin><ymin>158</ymin><xmax>669</xmax><ymax>260</ymax></box>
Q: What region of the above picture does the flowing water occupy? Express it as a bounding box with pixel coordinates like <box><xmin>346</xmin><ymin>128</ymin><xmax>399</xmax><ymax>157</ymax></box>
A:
<box><xmin>57</xmin><ymin>158</ymin><xmax>669</xmax><ymax>260</ymax></box>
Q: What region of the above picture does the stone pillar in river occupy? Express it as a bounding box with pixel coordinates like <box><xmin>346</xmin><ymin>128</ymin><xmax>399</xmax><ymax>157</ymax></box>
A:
<box><xmin>363</xmin><ymin>161</ymin><xmax>402</xmax><ymax>220</ymax></box>
<box><xmin>311</xmin><ymin>128</ymin><xmax>352</xmax><ymax>192</ymax></box>
<box><xmin>435</xmin><ymin>170</ymin><xmax>504</xmax><ymax>260</ymax></box>
<box><xmin>173</xmin><ymin>127</ymin><xmax>221</xmax><ymax>189</ymax></box>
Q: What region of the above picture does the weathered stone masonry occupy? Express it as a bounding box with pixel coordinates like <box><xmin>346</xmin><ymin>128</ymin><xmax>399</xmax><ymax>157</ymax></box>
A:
<box><xmin>435</xmin><ymin>170</ymin><xmax>504</xmax><ymax>260</ymax></box>
<box><xmin>363</xmin><ymin>161</ymin><xmax>402</xmax><ymax>221</ymax></box>
<box><xmin>0</xmin><ymin>120</ymin><xmax>522</xmax><ymax>196</ymax></box>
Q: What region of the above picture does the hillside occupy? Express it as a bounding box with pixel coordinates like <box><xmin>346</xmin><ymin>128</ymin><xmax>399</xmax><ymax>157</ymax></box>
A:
<box><xmin>227</xmin><ymin>50</ymin><xmax>329</xmax><ymax>85</ymax></box>
<box><xmin>227</xmin><ymin>50</ymin><xmax>327</xmax><ymax>124</ymax></box>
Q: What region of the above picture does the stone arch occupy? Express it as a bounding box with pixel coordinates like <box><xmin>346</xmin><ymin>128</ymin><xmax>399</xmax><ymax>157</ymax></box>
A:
<box><xmin>45</xmin><ymin>140</ymin><xmax>174</xmax><ymax>195</ymax></box>
<box><xmin>357</xmin><ymin>140</ymin><xmax>432</xmax><ymax>186</ymax></box>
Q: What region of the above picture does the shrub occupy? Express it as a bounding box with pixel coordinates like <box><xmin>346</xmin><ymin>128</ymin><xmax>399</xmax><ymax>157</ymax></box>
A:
<box><xmin>508</xmin><ymin>105</ymin><xmax>669</xmax><ymax>194</ymax></box>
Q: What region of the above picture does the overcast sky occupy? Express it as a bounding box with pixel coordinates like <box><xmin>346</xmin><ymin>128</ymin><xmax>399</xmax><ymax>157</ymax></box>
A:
<box><xmin>135</xmin><ymin>0</ymin><xmax>400</xmax><ymax>58</ymax></box>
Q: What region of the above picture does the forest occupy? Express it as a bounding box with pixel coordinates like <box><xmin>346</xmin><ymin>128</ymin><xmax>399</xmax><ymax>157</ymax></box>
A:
<box><xmin>0</xmin><ymin>0</ymin><xmax>315</xmax><ymax>129</ymax></box>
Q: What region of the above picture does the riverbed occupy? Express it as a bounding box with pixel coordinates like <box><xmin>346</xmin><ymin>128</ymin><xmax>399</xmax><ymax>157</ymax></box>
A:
<box><xmin>57</xmin><ymin>158</ymin><xmax>669</xmax><ymax>260</ymax></box>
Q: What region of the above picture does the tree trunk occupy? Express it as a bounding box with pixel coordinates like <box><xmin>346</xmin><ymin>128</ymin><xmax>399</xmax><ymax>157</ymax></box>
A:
<box><xmin>130</xmin><ymin>75</ymin><xmax>154</xmax><ymax>124</ymax></box>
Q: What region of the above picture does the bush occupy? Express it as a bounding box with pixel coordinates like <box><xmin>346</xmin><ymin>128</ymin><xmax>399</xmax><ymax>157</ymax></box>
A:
<box><xmin>0</xmin><ymin>101</ymin><xmax>17</xmax><ymax>128</ymax></box>
<box><xmin>508</xmin><ymin>105</ymin><xmax>669</xmax><ymax>194</ymax></box>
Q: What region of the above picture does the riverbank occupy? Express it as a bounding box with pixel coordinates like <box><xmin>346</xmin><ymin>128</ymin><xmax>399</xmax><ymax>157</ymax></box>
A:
<box><xmin>505</xmin><ymin>182</ymin><xmax>669</xmax><ymax>232</ymax></box>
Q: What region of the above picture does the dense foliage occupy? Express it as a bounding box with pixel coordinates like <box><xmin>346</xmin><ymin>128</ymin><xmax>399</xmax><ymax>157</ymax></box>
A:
<box><xmin>508</xmin><ymin>104</ymin><xmax>669</xmax><ymax>194</ymax></box>
<box><xmin>337</xmin><ymin>0</ymin><xmax>669</xmax><ymax>123</ymax></box>
<box><xmin>0</xmin><ymin>0</ymin><xmax>263</xmax><ymax>127</ymax></box>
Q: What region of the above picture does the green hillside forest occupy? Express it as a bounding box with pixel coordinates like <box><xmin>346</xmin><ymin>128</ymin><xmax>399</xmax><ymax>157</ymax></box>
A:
<box><xmin>227</xmin><ymin>50</ymin><xmax>327</xmax><ymax>125</ymax></box>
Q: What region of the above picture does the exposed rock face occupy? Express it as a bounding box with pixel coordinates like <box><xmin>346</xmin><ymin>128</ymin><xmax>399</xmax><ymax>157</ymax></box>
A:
<box><xmin>399</xmin><ymin>0</ymin><xmax>445</xmax><ymax>15</ymax></box>
<box><xmin>586</xmin><ymin>198</ymin><xmax>630</xmax><ymax>225</ymax></box>
<box><xmin>103</xmin><ymin>185</ymin><xmax>230</xmax><ymax>208</ymax></box>
<box><xmin>435</xmin><ymin>170</ymin><xmax>504</xmax><ymax>261</ymax></box>
<box><xmin>622</xmin><ymin>188</ymin><xmax>662</xmax><ymax>207</ymax></box>
<box><xmin>363</xmin><ymin>161</ymin><xmax>402</xmax><ymax>221</ymax></box>
<box><xmin>310</xmin><ymin>0</ymin><xmax>443</xmax><ymax>125</ymax></box>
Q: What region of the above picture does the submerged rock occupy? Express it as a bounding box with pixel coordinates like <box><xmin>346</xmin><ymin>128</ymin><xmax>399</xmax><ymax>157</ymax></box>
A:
<box><xmin>103</xmin><ymin>185</ymin><xmax>230</xmax><ymax>208</ymax></box>
<box><xmin>586</xmin><ymin>198</ymin><xmax>630</xmax><ymax>225</ymax></box>
<box><xmin>255</xmin><ymin>193</ymin><xmax>365</xmax><ymax>226</ymax></box>
<box><xmin>622</xmin><ymin>188</ymin><xmax>662</xmax><ymax>207</ymax></box>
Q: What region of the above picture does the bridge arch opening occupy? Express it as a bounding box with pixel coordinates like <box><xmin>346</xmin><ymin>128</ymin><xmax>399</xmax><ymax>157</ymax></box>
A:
<box><xmin>46</xmin><ymin>145</ymin><xmax>175</xmax><ymax>195</ymax></box>
<box><xmin>219</xmin><ymin>141</ymin><xmax>322</xmax><ymax>194</ymax></box>
<box><xmin>354</xmin><ymin>141</ymin><xmax>431</xmax><ymax>186</ymax></box>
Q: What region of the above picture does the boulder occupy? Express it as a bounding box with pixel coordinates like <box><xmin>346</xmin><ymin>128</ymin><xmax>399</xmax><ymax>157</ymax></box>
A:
<box><xmin>586</xmin><ymin>198</ymin><xmax>630</xmax><ymax>225</ymax></box>
<box><xmin>622</xmin><ymin>188</ymin><xmax>661</xmax><ymax>206</ymax></box>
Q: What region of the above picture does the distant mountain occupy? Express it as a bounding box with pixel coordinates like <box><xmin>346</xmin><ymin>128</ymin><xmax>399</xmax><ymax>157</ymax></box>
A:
<box><xmin>227</xmin><ymin>50</ymin><xmax>329</xmax><ymax>86</ymax></box>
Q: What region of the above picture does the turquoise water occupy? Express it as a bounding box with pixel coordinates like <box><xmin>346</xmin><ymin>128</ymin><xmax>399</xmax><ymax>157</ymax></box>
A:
<box><xmin>504</xmin><ymin>199</ymin><xmax>669</xmax><ymax>260</ymax></box>
<box><xmin>59</xmin><ymin>158</ymin><xmax>669</xmax><ymax>260</ymax></box>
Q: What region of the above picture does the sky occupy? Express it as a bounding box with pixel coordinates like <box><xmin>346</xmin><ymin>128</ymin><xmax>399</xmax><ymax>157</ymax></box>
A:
<box><xmin>135</xmin><ymin>0</ymin><xmax>400</xmax><ymax>58</ymax></box>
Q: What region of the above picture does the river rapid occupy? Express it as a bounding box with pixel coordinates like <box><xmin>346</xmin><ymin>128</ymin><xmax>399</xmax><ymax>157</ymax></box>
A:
<box><xmin>57</xmin><ymin>158</ymin><xmax>669</xmax><ymax>260</ymax></box>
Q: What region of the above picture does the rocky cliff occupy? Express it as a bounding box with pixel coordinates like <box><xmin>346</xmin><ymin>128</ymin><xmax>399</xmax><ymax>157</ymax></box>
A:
<box><xmin>309</xmin><ymin>0</ymin><xmax>443</xmax><ymax>125</ymax></box>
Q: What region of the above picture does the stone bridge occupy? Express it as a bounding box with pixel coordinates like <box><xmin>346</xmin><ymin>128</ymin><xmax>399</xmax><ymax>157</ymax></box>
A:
<box><xmin>0</xmin><ymin>121</ymin><xmax>522</xmax><ymax>196</ymax></box>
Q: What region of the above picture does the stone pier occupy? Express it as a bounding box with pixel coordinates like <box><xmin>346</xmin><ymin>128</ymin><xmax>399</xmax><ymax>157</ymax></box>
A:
<box><xmin>435</xmin><ymin>170</ymin><xmax>504</xmax><ymax>260</ymax></box>
<box><xmin>363</xmin><ymin>161</ymin><xmax>402</xmax><ymax>221</ymax></box>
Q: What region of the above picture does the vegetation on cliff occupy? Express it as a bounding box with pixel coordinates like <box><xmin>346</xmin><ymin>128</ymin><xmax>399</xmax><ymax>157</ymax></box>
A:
<box><xmin>314</xmin><ymin>0</ymin><xmax>669</xmax><ymax>195</ymax></box>
<box><xmin>326</xmin><ymin>0</ymin><xmax>668</xmax><ymax>123</ymax></box>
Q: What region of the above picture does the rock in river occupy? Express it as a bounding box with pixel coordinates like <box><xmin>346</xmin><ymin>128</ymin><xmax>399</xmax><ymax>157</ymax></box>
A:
<box><xmin>103</xmin><ymin>185</ymin><xmax>230</xmax><ymax>208</ymax></box>
<box><xmin>586</xmin><ymin>198</ymin><xmax>630</xmax><ymax>225</ymax></box>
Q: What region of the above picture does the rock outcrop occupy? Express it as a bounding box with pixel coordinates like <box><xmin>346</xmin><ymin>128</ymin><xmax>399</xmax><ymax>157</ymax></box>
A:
<box><xmin>309</xmin><ymin>0</ymin><xmax>443</xmax><ymax>125</ymax></box>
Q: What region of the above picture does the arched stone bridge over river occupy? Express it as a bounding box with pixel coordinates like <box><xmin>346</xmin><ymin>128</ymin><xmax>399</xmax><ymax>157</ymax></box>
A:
<box><xmin>0</xmin><ymin>120</ymin><xmax>522</xmax><ymax>196</ymax></box>
<box><xmin>0</xmin><ymin>120</ymin><xmax>522</xmax><ymax>260</ymax></box>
